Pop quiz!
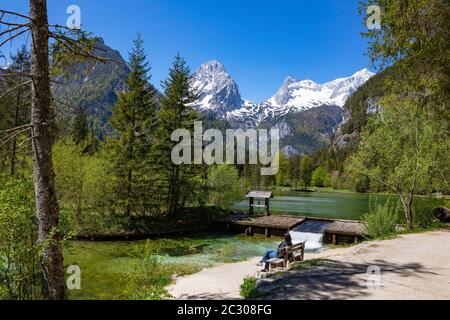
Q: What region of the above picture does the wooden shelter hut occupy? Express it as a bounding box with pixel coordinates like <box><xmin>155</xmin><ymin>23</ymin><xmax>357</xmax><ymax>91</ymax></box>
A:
<box><xmin>246</xmin><ymin>191</ymin><xmax>273</xmax><ymax>216</ymax></box>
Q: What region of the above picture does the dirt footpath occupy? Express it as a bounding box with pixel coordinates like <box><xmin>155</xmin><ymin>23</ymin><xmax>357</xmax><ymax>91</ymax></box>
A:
<box><xmin>168</xmin><ymin>230</ymin><xmax>450</xmax><ymax>300</ymax></box>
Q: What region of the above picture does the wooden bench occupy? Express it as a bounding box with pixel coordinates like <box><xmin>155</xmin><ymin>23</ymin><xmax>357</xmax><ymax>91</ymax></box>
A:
<box><xmin>265</xmin><ymin>241</ymin><xmax>305</xmax><ymax>270</ymax></box>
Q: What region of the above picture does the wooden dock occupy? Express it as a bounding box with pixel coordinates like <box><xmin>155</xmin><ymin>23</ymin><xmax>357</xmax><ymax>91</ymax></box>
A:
<box><xmin>221</xmin><ymin>214</ymin><xmax>367</xmax><ymax>243</ymax></box>
<box><xmin>233</xmin><ymin>215</ymin><xmax>305</xmax><ymax>237</ymax></box>
<box><xmin>324</xmin><ymin>220</ymin><xmax>367</xmax><ymax>244</ymax></box>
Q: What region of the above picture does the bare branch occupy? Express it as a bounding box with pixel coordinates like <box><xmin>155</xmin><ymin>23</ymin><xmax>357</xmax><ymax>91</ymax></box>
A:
<box><xmin>17</xmin><ymin>135</ymin><xmax>37</xmax><ymax>148</ymax></box>
<box><xmin>0</xmin><ymin>28</ymin><xmax>30</xmax><ymax>48</ymax></box>
<box><xmin>0</xmin><ymin>20</ymin><xmax>27</xmax><ymax>27</ymax></box>
<box><xmin>0</xmin><ymin>127</ymin><xmax>31</xmax><ymax>148</ymax></box>
<box><xmin>0</xmin><ymin>80</ymin><xmax>32</xmax><ymax>100</ymax></box>
<box><xmin>0</xmin><ymin>123</ymin><xmax>32</xmax><ymax>134</ymax></box>
<box><xmin>0</xmin><ymin>71</ymin><xmax>33</xmax><ymax>78</ymax></box>
<box><xmin>51</xmin><ymin>96</ymin><xmax>79</xmax><ymax>110</ymax></box>
<box><xmin>370</xmin><ymin>173</ymin><xmax>398</xmax><ymax>194</ymax></box>
<box><xmin>50</xmin><ymin>79</ymin><xmax>64</xmax><ymax>85</ymax></box>
<box><xmin>0</xmin><ymin>10</ymin><xmax>31</xmax><ymax>21</ymax></box>
<box><xmin>0</xmin><ymin>24</ymin><xmax>29</xmax><ymax>37</ymax></box>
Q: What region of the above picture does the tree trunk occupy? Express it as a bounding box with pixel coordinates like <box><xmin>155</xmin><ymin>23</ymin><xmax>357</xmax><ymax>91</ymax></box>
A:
<box><xmin>399</xmin><ymin>194</ymin><xmax>414</xmax><ymax>230</ymax></box>
<box><xmin>29</xmin><ymin>0</ymin><xmax>68</xmax><ymax>300</ymax></box>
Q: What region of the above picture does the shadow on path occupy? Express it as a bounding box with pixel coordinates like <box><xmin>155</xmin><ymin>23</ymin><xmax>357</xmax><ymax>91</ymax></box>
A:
<box><xmin>258</xmin><ymin>259</ymin><xmax>436</xmax><ymax>300</ymax></box>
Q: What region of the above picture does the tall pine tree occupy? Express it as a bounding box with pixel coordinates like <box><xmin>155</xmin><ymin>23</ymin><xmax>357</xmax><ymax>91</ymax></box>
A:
<box><xmin>71</xmin><ymin>106</ymin><xmax>88</xmax><ymax>144</ymax></box>
<box><xmin>108</xmin><ymin>34</ymin><xmax>157</xmax><ymax>215</ymax></box>
<box><xmin>153</xmin><ymin>54</ymin><xmax>201</xmax><ymax>216</ymax></box>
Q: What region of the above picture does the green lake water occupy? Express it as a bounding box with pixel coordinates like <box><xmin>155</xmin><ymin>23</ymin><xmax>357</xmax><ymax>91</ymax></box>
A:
<box><xmin>65</xmin><ymin>190</ymin><xmax>400</xmax><ymax>299</ymax></box>
<box><xmin>233</xmin><ymin>190</ymin><xmax>399</xmax><ymax>220</ymax></box>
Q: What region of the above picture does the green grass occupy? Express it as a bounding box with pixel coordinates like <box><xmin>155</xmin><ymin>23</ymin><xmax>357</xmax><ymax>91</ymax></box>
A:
<box><xmin>240</xmin><ymin>276</ymin><xmax>260</xmax><ymax>299</ymax></box>
<box><xmin>288</xmin><ymin>258</ymin><xmax>326</xmax><ymax>270</ymax></box>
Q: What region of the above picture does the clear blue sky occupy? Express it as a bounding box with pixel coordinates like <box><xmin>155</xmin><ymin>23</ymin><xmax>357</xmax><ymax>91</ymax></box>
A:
<box><xmin>2</xmin><ymin>0</ymin><xmax>373</xmax><ymax>102</ymax></box>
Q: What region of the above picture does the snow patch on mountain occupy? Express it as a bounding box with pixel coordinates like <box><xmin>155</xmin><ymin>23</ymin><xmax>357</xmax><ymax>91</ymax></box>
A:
<box><xmin>264</xmin><ymin>68</ymin><xmax>374</xmax><ymax>115</ymax></box>
<box><xmin>192</xmin><ymin>61</ymin><xmax>375</xmax><ymax>127</ymax></box>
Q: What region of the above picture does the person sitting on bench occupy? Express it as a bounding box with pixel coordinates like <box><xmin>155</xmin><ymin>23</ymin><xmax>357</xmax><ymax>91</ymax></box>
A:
<box><xmin>258</xmin><ymin>233</ymin><xmax>293</xmax><ymax>266</ymax></box>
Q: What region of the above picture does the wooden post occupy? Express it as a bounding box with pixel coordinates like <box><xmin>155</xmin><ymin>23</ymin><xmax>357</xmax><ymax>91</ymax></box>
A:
<box><xmin>332</xmin><ymin>233</ymin><xmax>337</xmax><ymax>245</ymax></box>
<box><xmin>265</xmin><ymin>227</ymin><xmax>271</xmax><ymax>238</ymax></box>
<box><xmin>249</xmin><ymin>197</ymin><xmax>254</xmax><ymax>215</ymax></box>
<box><xmin>265</xmin><ymin>198</ymin><xmax>270</xmax><ymax>216</ymax></box>
<box><xmin>354</xmin><ymin>236</ymin><xmax>358</xmax><ymax>244</ymax></box>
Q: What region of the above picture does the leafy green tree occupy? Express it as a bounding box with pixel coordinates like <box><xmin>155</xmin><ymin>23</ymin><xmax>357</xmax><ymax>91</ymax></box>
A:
<box><xmin>153</xmin><ymin>54</ymin><xmax>200</xmax><ymax>215</ymax></box>
<box><xmin>53</xmin><ymin>139</ymin><xmax>113</xmax><ymax>230</ymax></box>
<box><xmin>360</xmin><ymin>0</ymin><xmax>450</xmax><ymax>121</ymax></box>
<box><xmin>349</xmin><ymin>102</ymin><xmax>449</xmax><ymax>229</ymax></box>
<box><xmin>1</xmin><ymin>0</ymin><xmax>111</xmax><ymax>299</ymax></box>
<box><xmin>208</xmin><ymin>165</ymin><xmax>242</xmax><ymax>210</ymax></box>
<box><xmin>0</xmin><ymin>174</ymin><xmax>42</xmax><ymax>300</ymax></box>
<box><xmin>107</xmin><ymin>34</ymin><xmax>157</xmax><ymax>215</ymax></box>
<box><xmin>312</xmin><ymin>167</ymin><xmax>330</xmax><ymax>187</ymax></box>
<box><xmin>275</xmin><ymin>153</ymin><xmax>290</xmax><ymax>187</ymax></box>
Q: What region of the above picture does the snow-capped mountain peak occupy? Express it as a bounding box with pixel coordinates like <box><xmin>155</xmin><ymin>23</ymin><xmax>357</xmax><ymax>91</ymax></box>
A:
<box><xmin>267</xmin><ymin>68</ymin><xmax>375</xmax><ymax>113</ymax></box>
<box><xmin>192</xmin><ymin>61</ymin><xmax>374</xmax><ymax>128</ymax></box>
<box><xmin>192</xmin><ymin>60</ymin><xmax>243</xmax><ymax>115</ymax></box>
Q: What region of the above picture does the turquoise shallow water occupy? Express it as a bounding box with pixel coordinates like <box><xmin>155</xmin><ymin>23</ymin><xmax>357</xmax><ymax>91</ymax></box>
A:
<box><xmin>232</xmin><ymin>191</ymin><xmax>399</xmax><ymax>220</ymax></box>
<box><xmin>65</xmin><ymin>234</ymin><xmax>281</xmax><ymax>299</ymax></box>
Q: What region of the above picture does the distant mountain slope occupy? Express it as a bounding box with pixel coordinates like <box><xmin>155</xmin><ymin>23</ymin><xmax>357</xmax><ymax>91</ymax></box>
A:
<box><xmin>261</xmin><ymin>105</ymin><xmax>343</xmax><ymax>156</ymax></box>
<box><xmin>51</xmin><ymin>38</ymin><xmax>130</xmax><ymax>137</ymax></box>
<box><xmin>332</xmin><ymin>67</ymin><xmax>393</xmax><ymax>149</ymax></box>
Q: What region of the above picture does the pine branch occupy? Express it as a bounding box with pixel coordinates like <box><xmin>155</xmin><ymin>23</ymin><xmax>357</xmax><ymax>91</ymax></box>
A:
<box><xmin>49</xmin><ymin>31</ymin><xmax>108</xmax><ymax>63</ymax></box>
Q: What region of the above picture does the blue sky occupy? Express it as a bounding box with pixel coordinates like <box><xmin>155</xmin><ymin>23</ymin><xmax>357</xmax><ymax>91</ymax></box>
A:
<box><xmin>2</xmin><ymin>0</ymin><xmax>373</xmax><ymax>102</ymax></box>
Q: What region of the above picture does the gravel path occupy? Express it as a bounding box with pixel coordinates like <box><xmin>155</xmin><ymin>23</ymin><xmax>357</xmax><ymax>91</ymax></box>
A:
<box><xmin>168</xmin><ymin>230</ymin><xmax>450</xmax><ymax>300</ymax></box>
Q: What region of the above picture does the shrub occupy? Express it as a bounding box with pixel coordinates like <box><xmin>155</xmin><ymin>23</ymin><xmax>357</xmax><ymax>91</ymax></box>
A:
<box><xmin>312</xmin><ymin>167</ymin><xmax>330</xmax><ymax>187</ymax></box>
<box><xmin>208</xmin><ymin>165</ymin><xmax>242</xmax><ymax>210</ymax></box>
<box><xmin>53</xmin><ymin>140</ymin><xmax>114</xmax><ymax>233</ymax></box>
<box><xmin>122</xmin><ymin>240</ymin><xmax>173</xmax><ymax>300</ymax></box>
<box><xmin>412</xmin><ymin>197</ymin><xmax>445</xmax><ymax>228</ymax></box>
<box><xmin>0</xmin><ymin>174</ymin><xmax>42</xmax><ymax>300</ymax></box>
<box><xmin>362</xmin><ymin>200</ymin><xmax>398</xmax><ymax>239</ymax></box>
<box><xmin>240</xmin><ymin>276</ymin><xmax>259</xmax><ymax>299</ymax></box>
